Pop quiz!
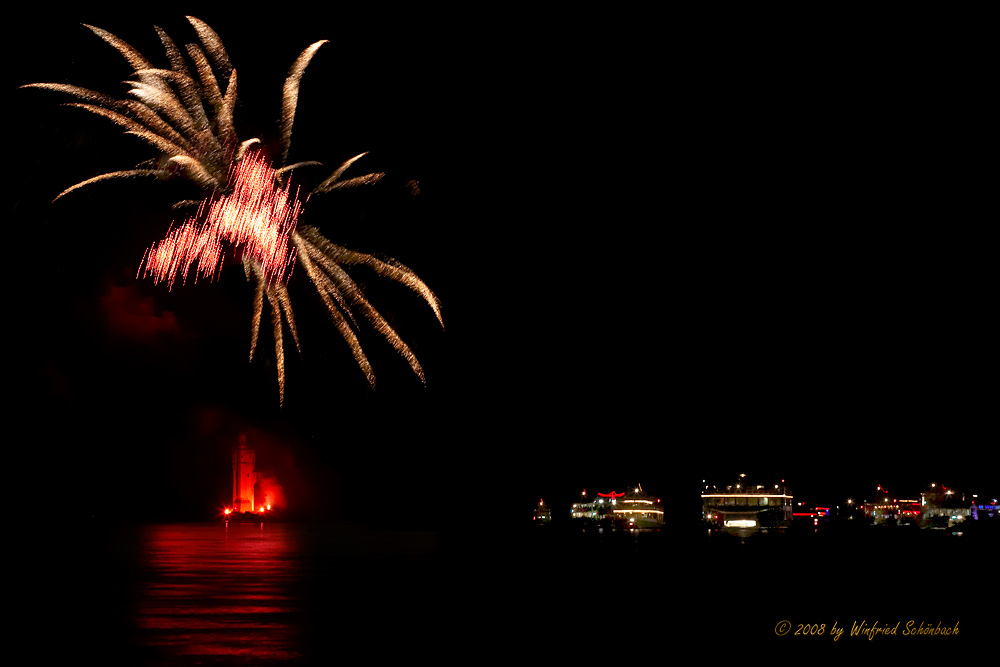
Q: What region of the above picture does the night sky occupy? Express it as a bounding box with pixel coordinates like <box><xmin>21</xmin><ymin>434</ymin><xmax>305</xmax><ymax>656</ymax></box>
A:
<box><xmin>11</xmin><ymin>9</ymin><xmax>994</xmax><ymax>529</ymax></box>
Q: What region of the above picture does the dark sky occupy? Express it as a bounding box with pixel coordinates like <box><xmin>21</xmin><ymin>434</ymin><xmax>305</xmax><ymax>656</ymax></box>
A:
<box><xmin>10</xmin><ymin>9</ymin><xmax>994</xmax><ymax>527</ymax></box>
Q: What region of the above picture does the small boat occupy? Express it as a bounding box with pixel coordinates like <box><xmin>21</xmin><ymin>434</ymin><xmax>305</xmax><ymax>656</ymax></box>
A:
<box><xmin>533</xmin><ymin>498</ymin><xmax>553</xmax><ymax>524</ymax></box>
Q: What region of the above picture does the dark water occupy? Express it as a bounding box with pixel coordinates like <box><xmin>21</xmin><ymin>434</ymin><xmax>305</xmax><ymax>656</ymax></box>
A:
<box><xmin>33</xmin><ymin>520</ymin><xmax>995</xmax><ymax>663</ymax></box>
<box><xmin>136</xmin><ymin>524</ymin><xmax>311</xmax><ymax>663</ymax></box>
<box><xmin>43</xmin><ymin>521</ymin><xmax>449</xmax><ymax>665</ymax></box>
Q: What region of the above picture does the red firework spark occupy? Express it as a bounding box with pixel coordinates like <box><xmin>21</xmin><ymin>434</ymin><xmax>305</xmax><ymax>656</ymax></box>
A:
<box><xmin>139</xmin><ymin>152</ymin><xmax>301</xmax><ymax>289</ymax></box>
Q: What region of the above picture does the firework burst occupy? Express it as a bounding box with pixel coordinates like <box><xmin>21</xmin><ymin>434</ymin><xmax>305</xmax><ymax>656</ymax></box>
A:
<box><xmin>24</xmin><ymin>17</ymin><xmax>442</xmax><ymax>405</ymax></box>
<box><xmin>139</xmin><ymin>151</ymin><xmax>302</xmax><ymax>289</ymax></box>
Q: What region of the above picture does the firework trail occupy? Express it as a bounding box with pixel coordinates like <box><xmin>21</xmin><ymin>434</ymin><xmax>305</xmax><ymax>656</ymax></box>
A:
<box><xmin>24</xmin><ymin>17</ymin><xmax>443</xmax><ymax>405</ymax></box>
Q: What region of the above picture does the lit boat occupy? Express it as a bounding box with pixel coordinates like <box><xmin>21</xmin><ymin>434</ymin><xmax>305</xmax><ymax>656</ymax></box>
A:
<box><xmin>570</xmin><ymin>484</ymin><xmax>664</xmax><ymax>529</ymax></box>
<box><xmin>701</xmin><ymin>476</ymin><xmax>793</xmax><ymax>535</ymax></box>
<box><xmin>533</xmin><ymin>498</ymin><xmax>553</xmax><ymax>524</ymax></box>
<box><xmin>613</xmin><ymin>484</ymin><xmax>665</xmax><ymax>529</ymax></box>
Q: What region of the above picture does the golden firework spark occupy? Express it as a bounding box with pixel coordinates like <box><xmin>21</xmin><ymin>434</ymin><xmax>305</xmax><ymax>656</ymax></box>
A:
<box><xmin>24</xmin><ymin>17</ymin><xmax>442</xmax><ymax>405</ymax></box>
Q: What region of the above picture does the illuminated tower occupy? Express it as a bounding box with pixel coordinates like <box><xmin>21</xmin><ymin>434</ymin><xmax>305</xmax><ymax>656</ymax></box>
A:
<box><xmin>232</xmin><ymin>434</ymin><xmax>256</xmax><ymax>513</ymax></box>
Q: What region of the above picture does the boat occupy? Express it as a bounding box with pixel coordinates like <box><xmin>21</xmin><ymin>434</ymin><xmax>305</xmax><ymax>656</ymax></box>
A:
<box><xmin>570</xmin><ymin>484</ymin><xmax>664</xmax><ymax>529</ymax></box>
<box><xmin>701</xmin><ymin>475</ymin><xmax>793</xmax><ymax>535</ymax></box>
<box><xmin>533</xmin><ymin>498</ymin><xmax>553</xmax><ymax>524</ymax></box>
<box><xmin>613</xmin><ymin>484</ymin><xmax>665</xmax><ymax>529</ymax></box>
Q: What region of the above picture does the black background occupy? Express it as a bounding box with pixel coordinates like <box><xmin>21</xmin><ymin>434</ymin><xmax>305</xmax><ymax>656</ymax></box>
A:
<box><xmin>12</xmin><ymin>7</ymin><xmax>994</xmax><ymax>521</ymax></box>
<box><xmin>9</xmin><ymin>6</ymin><xmax>995</xmax><ymax>658</ymax></box>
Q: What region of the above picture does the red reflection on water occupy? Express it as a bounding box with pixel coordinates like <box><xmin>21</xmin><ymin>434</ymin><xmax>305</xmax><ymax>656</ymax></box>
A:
<box><xmin>138</xmin><ymin>523</ymin><xmax>306</xmax><ymax>663</ymax></box>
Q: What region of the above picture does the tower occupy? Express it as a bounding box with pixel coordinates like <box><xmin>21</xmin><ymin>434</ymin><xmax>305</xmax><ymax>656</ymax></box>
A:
<box><xmin>232</xmin><ymin>433</ymin><xmax>256</xmax><ymax>513</ymax></box>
